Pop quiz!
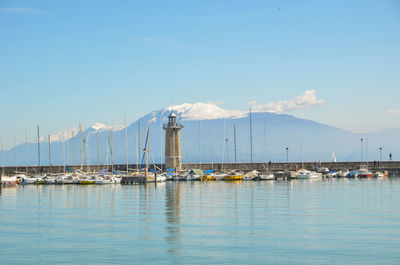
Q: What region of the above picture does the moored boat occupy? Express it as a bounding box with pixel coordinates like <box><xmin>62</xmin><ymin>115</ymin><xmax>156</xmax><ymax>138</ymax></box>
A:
<box><xmin>201</xmin><ymin>175</ymin><xmax>216</xmax><ymax>181</ymax></box>
<box><xmin>336</xmin><ymin>170</ymin><xmax>349</xmax><ymax>178</ymax></box>
<box><xmin>243</xmin><ymin>170</ymin><xmax>259</xmax><ymax>181</ymax></box>
<box><xmin>184</xmin><ymin>169</ymin><xmax>203</xmax><ymax>181</ymax></box>
<box><xmin>259</xmin><ymin>173</ymin><xmax>275</xmax><ymax>180</ymax></box>
<box><xmin>223</xmin><ymin>173</ymin><xmax>243</xmax><ymax>181</ymax></box>
<box><xmin>373</xmin><ymin>171</ymin><xmax>388</xmax><ymax>178</ymax></box>
<box><xmin>295</xmin><ymin>169</ymin><xmax>322</xmax><ymax>179</ymax></box>
<box><xmin>349</xmin><ymin>165</ymin><xmax>372</xmax><ymax>178</ymax></box>
<box><xmin>1</xmin><ymin>175</ymin><xmax>17</xmax><ymax>186</ymax></box>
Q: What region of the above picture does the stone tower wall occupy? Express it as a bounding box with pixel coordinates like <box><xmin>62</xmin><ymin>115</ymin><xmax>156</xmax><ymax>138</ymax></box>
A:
<box><xmin>165</xmin><ymin>128</ymin><xmax>182</xmax><ymax>170</ymax></box>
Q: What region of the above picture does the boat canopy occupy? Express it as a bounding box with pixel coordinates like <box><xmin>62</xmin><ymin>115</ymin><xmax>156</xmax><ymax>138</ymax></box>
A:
<box><xmin>204</xmin><ymin>169</ymin><xmax>214</xmax><ymax>174</ymax></box>
<box><xmin>188</xmin><ymin>169</ymin><xmax>204</xmax><ymax>176</ymax></box>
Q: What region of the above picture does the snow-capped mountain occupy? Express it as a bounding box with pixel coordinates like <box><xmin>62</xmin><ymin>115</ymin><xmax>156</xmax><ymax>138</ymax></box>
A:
<box><xmin>2</xmin><ymin>103</ymin><xmax>399</xmax><ymax>166</ymax></box>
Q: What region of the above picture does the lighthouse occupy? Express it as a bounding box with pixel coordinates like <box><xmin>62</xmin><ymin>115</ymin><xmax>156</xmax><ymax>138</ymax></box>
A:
<box><xmin>163</xmin><ymin>111</ymin><xmax>183</xmax><ymax>170</ymax></box>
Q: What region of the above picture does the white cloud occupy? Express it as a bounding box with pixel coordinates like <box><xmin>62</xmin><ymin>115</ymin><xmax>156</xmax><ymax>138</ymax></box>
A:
<box><xmin>384</xmin><ymin>109</ymin><xmax>400</xmax><ymax>115</ymax></box>
<box><xmin>249</xmin><ymin>89</ymin><xmax>324</xmax><ymax>113</ymax></box>
<box><xmin>0</xmin><ymin>7</ymin><xmax>49</xmax><ymax>15</ymax></box>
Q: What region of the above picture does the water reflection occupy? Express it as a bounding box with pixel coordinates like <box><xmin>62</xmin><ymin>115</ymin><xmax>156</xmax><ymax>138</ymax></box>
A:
<box><xmin>165</xmin><ymin>182</ymin><xmax>182</xmax><ymax>254</ymax></box>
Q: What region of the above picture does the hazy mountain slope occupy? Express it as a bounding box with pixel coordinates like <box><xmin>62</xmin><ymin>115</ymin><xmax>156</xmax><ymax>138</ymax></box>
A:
<box><xmin>2</xmin><ymin>103</ymin><xmax>399</xmax><ymax>166</ymax></box>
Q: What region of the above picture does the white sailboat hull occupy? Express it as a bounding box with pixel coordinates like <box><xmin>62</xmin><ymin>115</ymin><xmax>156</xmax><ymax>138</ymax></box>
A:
<box><xmin>295</xmin><ymin>170</ymin><xmax>322</xmax><ymax>179</ymax></box>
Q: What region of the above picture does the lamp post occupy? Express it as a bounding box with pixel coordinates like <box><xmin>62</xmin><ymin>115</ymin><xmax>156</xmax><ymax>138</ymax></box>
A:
<box><xmin>379</xmin><ymin>147</ymin><xmax>382</xmax><ymax>163</ymax></box>
<box><xmin>225</xmin><ymin>138</ymin><xmax>229</xmax><ymax>163</ymax></box>
<box><xmin>360</xmin><ymin>138</ymin><xmax>364</xmax><ymax>162</ymax></box>
<box><xmin>286</xmin><ymin>147</ymin><xmax>289</xmax><ymax>163</ymax></box>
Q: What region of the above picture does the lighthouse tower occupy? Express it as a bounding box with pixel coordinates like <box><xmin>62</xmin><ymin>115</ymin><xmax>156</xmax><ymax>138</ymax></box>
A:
<box><xmin>163</xmin><ymin>111</ymin><xmax>183</xmax><ymax>170</ymax></box>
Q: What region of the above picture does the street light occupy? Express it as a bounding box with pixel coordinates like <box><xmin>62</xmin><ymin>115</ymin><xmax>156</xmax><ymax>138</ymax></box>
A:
<box><xmin>286</xmin><ymin>147</ymin><xmax>289</xmax><ymax>163</ymax></box>
<box><xmin>360</xmin><ymin>138</ymin><xmax>364</xmax><ymax>162</ymax></box>
<box><xmin>225</xmin><ymin>138</ymin><xmax>229</xmax><ymax>163</ymax></box>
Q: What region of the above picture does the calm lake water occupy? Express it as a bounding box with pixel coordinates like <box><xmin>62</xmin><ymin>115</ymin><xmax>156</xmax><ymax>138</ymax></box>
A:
<box><xmin>1</xmin><ymin>179</ymin><xmax>400</xmax><ymax>264</ymax></box>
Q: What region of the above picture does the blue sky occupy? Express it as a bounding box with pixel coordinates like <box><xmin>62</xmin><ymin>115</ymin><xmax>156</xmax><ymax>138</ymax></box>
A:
<box><xmin>1</xmin><ymin>0</ymin><xmax>399</xmax><ymax>148</ymax></box>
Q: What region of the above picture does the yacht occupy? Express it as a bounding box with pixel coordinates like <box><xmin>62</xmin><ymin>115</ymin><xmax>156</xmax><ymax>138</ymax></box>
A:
<box><xmin>348</xmin><ymin>165</ymin><xmax>372</xmax><ymax>178</ymax></box>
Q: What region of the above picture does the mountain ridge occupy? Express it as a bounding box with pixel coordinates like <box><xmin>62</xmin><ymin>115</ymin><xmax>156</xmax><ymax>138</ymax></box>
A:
<box><xmin>2</xmin><ymin>103</ymin><xmax>399</xmax><ymax>166</ymax></box>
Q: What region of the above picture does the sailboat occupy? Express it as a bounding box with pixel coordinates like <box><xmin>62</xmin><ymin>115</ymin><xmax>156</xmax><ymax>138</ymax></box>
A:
<box><xmin>257</xmin><ymin>120</ymin><xmax>274</xmax><ymax>180</ymax></box>
<box><xmin>295</xmin><ymin>143</ymin><xmax>322</xmax><ymax>179</ymax></box>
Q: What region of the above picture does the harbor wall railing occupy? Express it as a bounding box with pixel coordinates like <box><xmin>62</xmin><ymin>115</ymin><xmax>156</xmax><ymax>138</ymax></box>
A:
<box><xmin>1</xmin><ymin>161</ymin><xmax>400</xmax><ymax>176</ymax></box>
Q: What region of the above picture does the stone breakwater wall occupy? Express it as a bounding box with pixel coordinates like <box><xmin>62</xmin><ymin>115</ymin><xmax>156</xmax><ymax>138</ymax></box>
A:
<box><xmin>2</xmin><ymin>161</ymin><xmax>400</xmax><ymax>176</ymax></box>
<box><xmin>183</xmin><ymin>161</ymin><xmax>400</xmax><ymax>176</ymax></box>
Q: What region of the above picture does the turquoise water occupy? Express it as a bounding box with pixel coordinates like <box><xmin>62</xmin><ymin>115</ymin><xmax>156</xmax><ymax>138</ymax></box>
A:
<box><xmin>1</xmin><ymin>179</ymin><xmax>400</xmax><ymax>264</ymax></box>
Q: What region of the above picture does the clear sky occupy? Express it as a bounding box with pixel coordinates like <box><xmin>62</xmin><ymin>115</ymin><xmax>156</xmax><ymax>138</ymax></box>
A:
<box><xmin>1</xmin><ymin>0</ymin><xmax>399</xmax><ymax>149</ymax></box>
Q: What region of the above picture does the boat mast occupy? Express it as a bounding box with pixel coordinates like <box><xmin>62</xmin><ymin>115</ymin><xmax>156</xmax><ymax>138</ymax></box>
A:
<box><xmin>146</xmin><ymin>127</ymin><xmax>150</xmax><ymax>170</ymax></box>
<box><xmin>234</xmin><ymin>124</ymin><xmax>237</xmax><ymax>163</ymax></box>
<box><xmin>366</xmin><ymin>135</ymin><xmax>369</xmax><ymax>168</ymax></box>
<box><xmin>137</xmin><ymin>120</ymin><xmax>140</xmax><ymax>171</ymax></box>
<box><xmin>63</xmin><ymin>140</ymin><xmax>66</xmax><ymax>174</ymax></box>
<box><xmin>1</xmin><ymin>136</ymin><xmax>4</xmax><ymax>177</ymax></box>
<box><xmin>66</xmin><ymin>129</ymin><xmax>69</xmax><ymax>168</ymax></box>
<box><xmin>79</xmin><ymin>123</ymin><xmax>82</xmax><ymax>170</ymax></box>
<box><xmin>72</xmin><ymin>129</ymin><xmax>76</xmax><ymax>170</ymax></box>
<box><xmin>14</xmin><ymin>133</ymin><xmax>17</xmax><ymax>173</ymax></box>
<box><xmin>125</xmin><ymin>116</ymin><xmax>129</xmax><ymax>174</ymax></box>
<box><xmin>136</xmin><ymin>128</ymin><xmax>138</xmax><ymax>171</ymax></box>
<box><xmin>199</xmin><ymin>121</ymin><xmax>201</xmax><ymax>169</ymax></box>
<box><xmin>37</xmin><ymin>125</ymin><xmax>40</xmax><ymax>169</ymax></box>
<box><xmin>301</xmin><ymin>143</ymin><xmax>304</xmax><ymax>169</ymax></box>
<box><xmin>111</xmin><ymin>128</ymin><xmax>114</xmax><ymax>175</ymax></box>
<box><xmin>86</xmin><ymin>134</ymin><xmax>89</xmax><ymax>172</ymax></box>
<box><xmin>106</xmin><ymin>123</ymin><xmax>109</xmax><ymax>171</ymax></box>
<box><xmin>25</xmin><ymin>128</ymin><xmax>28</xmax><ymax>175</ymax></box>
<box><xmin>264</xmin><ymin>121</ymin><xmax>267</xmax><ymax>162</ymax></box>
<box><xmin>63</xmin><ymin>138</ymin><xmax>65</xmax><ymax>174</ymax></box>
<box><xmin>48</xmin><ymin>135</ymin><xmax>51</xmax><ymax>166</ymax></box>
<box><xmin>160</xmin><ymin>122</ymin><xmax>162</xmax><ymax>172</ymax></box>
<box><xmin>249</xmin><ymin>107</ymin><xmax>253</xmax><ymax>163</ymax></box>
<box><xmin>264</xmin><ymin>120</ymin><xmax>268</xmax><ymax>164</ymax></box>
<box><xmin>209</xmin><ymin>128</ymin><xmax>213</xmax><ymax>170</ymax></box>
<box><xmin>97</xmin><ymin>129</ymin><xmax>99</xmax><ymax>171</ymax></box>
<box><xmin>89</xmin><ymin>132</ymin><xmax>91</xmax><ymax>172</ymax></box>
<box><xmin>221</xmin><ymin>120</ymin><xmax>226</xmax><ymax>172</ymax></box>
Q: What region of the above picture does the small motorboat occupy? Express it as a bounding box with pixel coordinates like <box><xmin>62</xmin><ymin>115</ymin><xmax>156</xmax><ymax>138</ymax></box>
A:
<box><xmin>373</xmin><ymin>171</ymin><xmax>388</xmax><ymax>178</ymax></box>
